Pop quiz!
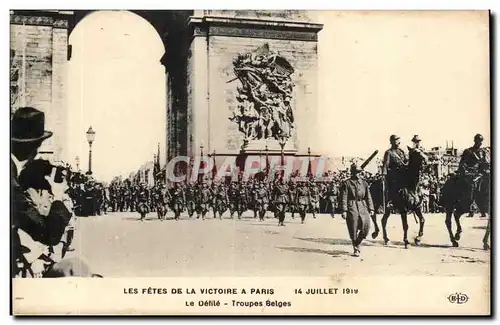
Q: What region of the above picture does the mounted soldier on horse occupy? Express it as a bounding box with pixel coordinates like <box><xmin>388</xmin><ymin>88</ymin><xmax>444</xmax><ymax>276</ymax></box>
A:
<box><xmin>440</xmin><ymin>134</ymin><xmax>491</xmax><ymax>248</ymax></box>
<box><xmin>371</xmin><ymin>135</ymin><xmax>428</xmax><ymax>249</ymax></box>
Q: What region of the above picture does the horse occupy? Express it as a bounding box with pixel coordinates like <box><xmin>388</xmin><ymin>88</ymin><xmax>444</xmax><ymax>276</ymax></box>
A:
<box><xmin>440</xmin><ymin>163</ymin><xmax>490</xmax><ymax>248</ymax></box>
<box><xmin>369</xmin><ymin>177</ymin><xmax>385</xmax><ymax>237</ymax></box>
<box><xmin>371</xmin><ymin>147</ymin><xmax>427</xmax><ymax>248</ymax></box>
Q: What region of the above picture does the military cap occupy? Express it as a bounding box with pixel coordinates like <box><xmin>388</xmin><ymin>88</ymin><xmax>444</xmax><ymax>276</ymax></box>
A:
<box><xmin>411</xmin><ymin>135</ymin><xmax>421</xmax><ymax>143</ymax></box>
<box><xmin>390</xmin><ymin>135</ymin><xmax>400</xmax><ymax>143</ymax></box>
<box><xmin>350</xmin><ymin>163</ymin><xmax>363</xmax><ymax>174</ymax></box>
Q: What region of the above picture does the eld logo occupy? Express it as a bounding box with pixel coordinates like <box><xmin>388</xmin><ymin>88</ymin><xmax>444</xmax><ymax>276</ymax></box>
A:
<box><xmin>447</xmin><ymin>293</ymin><xmax>469</xmax><ymax>304</ymax></box>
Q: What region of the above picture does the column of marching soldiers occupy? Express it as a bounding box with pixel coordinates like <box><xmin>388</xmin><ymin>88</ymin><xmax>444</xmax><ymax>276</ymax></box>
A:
<box><xmin>67</xmin><ymin>168</ymin><xmax>450</xmax><ymax>223</ymax></box>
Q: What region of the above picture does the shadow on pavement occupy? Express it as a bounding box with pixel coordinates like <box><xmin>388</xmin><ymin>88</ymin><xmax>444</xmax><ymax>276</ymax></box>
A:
<box><xmin>277</xmin><ymin>246</ymin><xmax>350</xmax><ymax>257</ymax></box>
<box><xmin>448</xmin><ymin>255</ymin><xmax>488</xmax><ymax>264</ymax></box>
<box><xmin>294</xmin><ymin>237</ymin><xmax>379</xmax><ymax>247</ymax></box>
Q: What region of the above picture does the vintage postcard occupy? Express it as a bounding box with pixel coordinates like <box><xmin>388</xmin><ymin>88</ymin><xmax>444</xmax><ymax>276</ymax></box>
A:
<box><xmin>10</xmin><ymin>9</ymin><xmax>491</xmax><ymax>315</ymax></box>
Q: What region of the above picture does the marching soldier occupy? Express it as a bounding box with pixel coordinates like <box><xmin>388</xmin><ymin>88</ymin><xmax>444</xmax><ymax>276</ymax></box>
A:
<box><xmin>129</xmin><ymin>184</ymin><xmax>137</xmax><ymax>212</ymax></box>
<box><xmin>213</xmin><ymin>182</ymin><xmax>229</xmax><ymax>219</ymax></box>
<box><xmin>341</xmin><ymin>163</ymin><xmax>374</xmax><ymax>257</ymax></box>
<box><xmin>156</xmin><ymin>183</ymin><xmax>170</xmax><ymax>220</ymax></box>
<box><xmin>309</xmin><ymin>181</ymin><xmax>320</xmax><ymax>219</ymax></box>
<box><xmin>136</xmin><ymin>183</ymin><xmax>150</xmax><ymax>221</ymax></box>
<box><xmin>254</xmin><ymin>181</ymin><xmax>269</xmax><ymax>221</ymax></box>
<box><xmin>185</xmin><ymin>183</ymin><xmax>196</xmax><ymax>218</ymax></box>
<box><xmin>273</xmin><ymin>177</ymin><xmax>288</xmax><ymax>226</ymax></box>
<box><xmin>295</xmin><ymin>180</ymin><xmax>310</xmax><ymax>224</ymax></box>
<box><xmin>288</xmin><ymin>181</ymin><xmax>297</xmax><ymax>219</ymax></box>
<box><xmin>325</xmin><ymin>181</ymin><xmax>339</xmax><ymax>218</ymax></box>
<box><xmin>170</xmin><ymin>182</ymin><xmax>185</xmax><ymax>220</ymax></box>
<box><xmin>228</xmin><ymin>182</ymin><xmax>239</xmax><ymax>219</ymax></box>
<box><xmin>251</xmin><ymin>181</ymin><xmax>259</xmax><ymax>218</ymax></box>
<box><xmin>235</xmin><ymin>181</ymin><xmax>249</xmax><ymax>219</ymax></box>
<box><xmin>196</xmin><ymin>182</ymin><xmax>212</xmax><ymax>220</ymax></box>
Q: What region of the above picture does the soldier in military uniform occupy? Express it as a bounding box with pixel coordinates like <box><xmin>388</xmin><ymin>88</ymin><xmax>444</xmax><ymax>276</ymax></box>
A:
<box><xmin>295</xmin><ymin>180</ymin><xmax>311</xmax><ymax>224</ymax></box>
<box><xmin>288</xmin><ymin>181</ymin><xmax>297</xmax><ymax>219</ymax></box>
<box><xmin>457</xmin><ymin>134</ymin><xmax>490</xmax><ymax>204</ymax></box>
<box><xmin>213</xmin><ymin>182</ymin><xmax>229</xmax><ymax>219</ymax></box>
<box><xmin>341</xmin><ymin>163</ymin><xmax>374</xmax><ymax>257</ymax></box>
<box><xmin>83</xmin><ymin>180</ymin><xmax>96</xmax><ymax>216</ymax></box>
<box><xmin>235</xmin><ymin>181</ymin><xmax>249</xmax><ymax>219</ymax></box>
<box><xmin>325</xmin><ymin>181</ymin><xmax>339</xmax><ymax>218</ymax></box>
<box><xmin>170</xmin><ymin>181</ymin><xmax>185</xmax><ymax>220</ymax></box>
<box><xmin>185</xmin><ymin>183</ymin><xmax>196</xmax><ymax>218</ymax></box>
<box><xmin>254</xmin><ymin>182</ymin><xmax>269</xmax><ymax>221</ymax></box>
<box><xmin>195</xmin><ymin>182</ymin><xmax>212</xmax><ymax>220</ymax></box>
<box><xmin>228</xmin><ymin>182</ymin><xmax>238</xmax><ymax>219</ymax></box>
<box><xmin>136</xmin><ymin>183</ymin><xmax>150</xmax><ymax>221</ymax></box>
<box><xmin>381</xmin><ymin>134</ymin><xmax>408</xmax><ymax>211</ymax></box>
<box><xmin>309</xmin><ymin>181</ymin><xmax>320</xmax><ymax>219</ymax></box>
<box><xmin>129</xmin><ymin>184</ymin><xmax>137</xmax><ymax>212</ymax></box>
<box><xmin>155</xmin><ymin>183</ymin><xmax>170</xmax><ymax>220</ymax></box>
<box><xmin>273</xmin><ymin>177</ymin><xmax>289</xmax><ymax>226</ymax></box>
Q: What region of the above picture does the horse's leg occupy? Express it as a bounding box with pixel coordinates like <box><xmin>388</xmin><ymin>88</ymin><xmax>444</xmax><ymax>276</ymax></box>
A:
<box><xmin>483</xmin><ymin>215</ymin><xmax>491</xmax><ymax>250</ymax></box>
<box><xmin>371</xmin><ymin>212</ymin><xmax>380</xmax><ymax>239</ymax></box>
<box><xmin>401</xmin><ymin>212</ymin><xmax>409</xmax><ymax>249</ymax></box>
<box><xmin>454</xmin><ymin>210</ymin><xmax>463</xmax><ymax>241</ymax></box>
<box><xmin>414</xmin><ymin>209</ymin><xmax>425</xmax><ymax>246</ymax></box>
<box><xmin>445</xmin><ymin>209</ymin><xmax>458</xmax><ymax>247</ymax></box>
<box><xmin>381</xmin><ymin>211</ymin><xmax>391</xmax><ymax>244</ymax></box>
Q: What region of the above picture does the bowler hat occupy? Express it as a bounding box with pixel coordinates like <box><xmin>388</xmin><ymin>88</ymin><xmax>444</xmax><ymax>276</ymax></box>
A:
<box><xmin>411</xmin><ymin>135</ymin><xmax>421</xmax><ymax>143</ymax></box>
<box><xmin>474</xmin><ymin>134</ymin><xmax>484</xmax><ymax>142</ymax></box>
<box><xmin>11</xmin><ymin>107</ymin><xmax>53</xmax><ymax>143</ymax></box>
<box><xmin>390</xmin><ymin>135</ymin><xmax>400</xmax><ymax>143</ymax></box>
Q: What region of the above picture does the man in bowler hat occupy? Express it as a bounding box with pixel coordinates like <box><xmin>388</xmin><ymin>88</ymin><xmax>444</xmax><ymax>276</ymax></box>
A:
<box><xmin>11</xmin><ymin>107</ymin><xmax>96</xmax><ymax>277</ymax></box>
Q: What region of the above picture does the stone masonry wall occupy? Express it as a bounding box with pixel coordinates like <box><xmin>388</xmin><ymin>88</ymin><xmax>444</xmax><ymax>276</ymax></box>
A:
<box><xmin>10</xmin><ymin>14</ymin><xmax>69</xmax><ymax>162</ymax></box>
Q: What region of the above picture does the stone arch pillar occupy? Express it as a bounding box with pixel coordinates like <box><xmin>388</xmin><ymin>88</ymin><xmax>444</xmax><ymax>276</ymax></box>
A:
<box><xmin>10</xmin><ymin>10</ymin><xmax>73</xmax><ymax>161</ymax></box>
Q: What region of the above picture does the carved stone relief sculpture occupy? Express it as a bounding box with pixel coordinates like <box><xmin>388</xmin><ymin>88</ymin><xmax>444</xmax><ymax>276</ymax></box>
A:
<box><xmin>229</xmin><ymin>43</ymin><xmax>295</xmax><ymax>150</ymax></box>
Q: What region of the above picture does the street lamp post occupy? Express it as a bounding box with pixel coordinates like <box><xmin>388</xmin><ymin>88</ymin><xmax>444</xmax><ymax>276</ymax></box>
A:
<box><xmin>86</xmin><ymin>126</ymin><xmax>96</xmax><ymax>175</ymax></box>
<box><xmin>75</xmin><ymin>156</ymin><xmax>80</xmax><ymax>172</ymax></box>
<box><xmin>307</xmin><ymin>147</ymin><xmax>312</xmax><ymax>178</ymax></box>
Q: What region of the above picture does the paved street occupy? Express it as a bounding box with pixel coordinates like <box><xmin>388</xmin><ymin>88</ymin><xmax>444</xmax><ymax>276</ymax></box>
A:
<box><xmin>69</xmin><ymin>211</ymin><xmax>491</xmax><ymax>278</ymax></box>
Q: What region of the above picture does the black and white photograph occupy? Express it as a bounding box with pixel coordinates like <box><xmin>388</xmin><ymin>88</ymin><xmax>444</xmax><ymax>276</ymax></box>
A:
<box><xmin>9</xmin><ymin>8</ymin><xmax>491</xmax><ymax>315</ymax></box>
